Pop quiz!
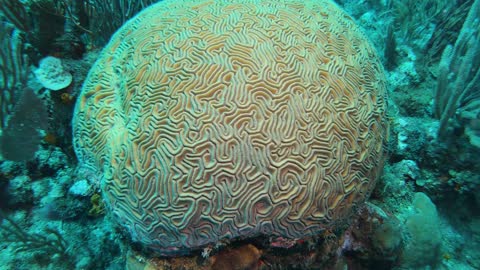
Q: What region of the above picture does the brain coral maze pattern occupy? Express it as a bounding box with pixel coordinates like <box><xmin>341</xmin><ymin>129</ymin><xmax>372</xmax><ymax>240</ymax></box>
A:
<box><xmin>73</xmin><ymin>0</ymin><xmax>388</xmax><ymax>254</ymax></box>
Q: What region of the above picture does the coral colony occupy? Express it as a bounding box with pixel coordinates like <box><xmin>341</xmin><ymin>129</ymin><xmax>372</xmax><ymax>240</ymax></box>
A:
<box><xmin>73</xmin><ymin>0</ymin><xmax>387</xmax><ymax>254</ymax></box>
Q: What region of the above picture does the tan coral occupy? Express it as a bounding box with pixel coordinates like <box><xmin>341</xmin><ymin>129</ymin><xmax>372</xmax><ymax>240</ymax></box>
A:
<box><xmin>73</xmin><ymin>0</ymin><xmax>389</xmax><ymax>254</ymax></box>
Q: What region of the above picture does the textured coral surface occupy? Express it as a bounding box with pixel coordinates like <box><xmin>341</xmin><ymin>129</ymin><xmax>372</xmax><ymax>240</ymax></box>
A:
<box><xmin>72</xmin><ymin>0</ymin><xmax>388</xmax><ymax>254</ymax></box>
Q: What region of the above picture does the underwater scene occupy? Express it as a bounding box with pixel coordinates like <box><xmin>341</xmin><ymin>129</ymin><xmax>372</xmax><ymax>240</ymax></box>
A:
<box><xmin>0</xmin><ymin>0</ymin><xmax>479</xmax><ymax>269</ymax></box>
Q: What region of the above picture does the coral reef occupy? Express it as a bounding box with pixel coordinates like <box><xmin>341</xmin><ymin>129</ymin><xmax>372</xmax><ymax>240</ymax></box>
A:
<box><xmin>0</xmin><ymin>0</ymin><xmax>479</xmax><ymax>269</ymax></box>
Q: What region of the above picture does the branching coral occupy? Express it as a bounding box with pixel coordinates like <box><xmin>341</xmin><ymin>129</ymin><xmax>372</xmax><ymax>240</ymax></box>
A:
<box><xmin>0</xmin><ymin>21</ymin><xmax>28</xmax><ymax>129</ymax></box>
<box><xmin>434</xmin><ymin>0</ymin><xmax>480</xmax><ymax>140</ymax></box>
<box><xmin>0</xmin><ymin>211</ymin><xmax>69</xmax><ymax>259</ymax></box>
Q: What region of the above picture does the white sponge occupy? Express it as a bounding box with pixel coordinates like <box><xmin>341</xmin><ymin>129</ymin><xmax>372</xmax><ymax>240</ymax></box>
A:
<box><xmin>34</xmin><ymin>56</ymin><xmax>72</xmax><ymax>91</ymax></box>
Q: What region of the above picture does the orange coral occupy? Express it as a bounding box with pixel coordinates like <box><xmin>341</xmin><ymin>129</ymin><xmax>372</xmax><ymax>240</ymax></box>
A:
<box><xmin>211</xmin><ymin>244</ymin><xmax>262</xmax><ymax>270</ymax></box>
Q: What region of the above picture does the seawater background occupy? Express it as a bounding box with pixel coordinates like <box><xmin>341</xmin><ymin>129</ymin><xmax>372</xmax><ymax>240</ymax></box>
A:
<box><xmin>0</xmin><ymin>0</ymin><xmax>478</xmax><ymax>269</ymax></box>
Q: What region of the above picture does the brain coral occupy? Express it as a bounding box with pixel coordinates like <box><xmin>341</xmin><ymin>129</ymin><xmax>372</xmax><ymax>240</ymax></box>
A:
<box><xmin>73</xmin><ymin>0</ymin><xmax>388</xmax><ymax>254</ymax></box>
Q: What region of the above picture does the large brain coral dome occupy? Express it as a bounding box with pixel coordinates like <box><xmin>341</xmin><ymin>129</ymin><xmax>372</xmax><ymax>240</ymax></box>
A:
<box><xmin>73</xmin><ymin>0</ymin><xmax>388</xmax><ymax>254</ymax></box>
